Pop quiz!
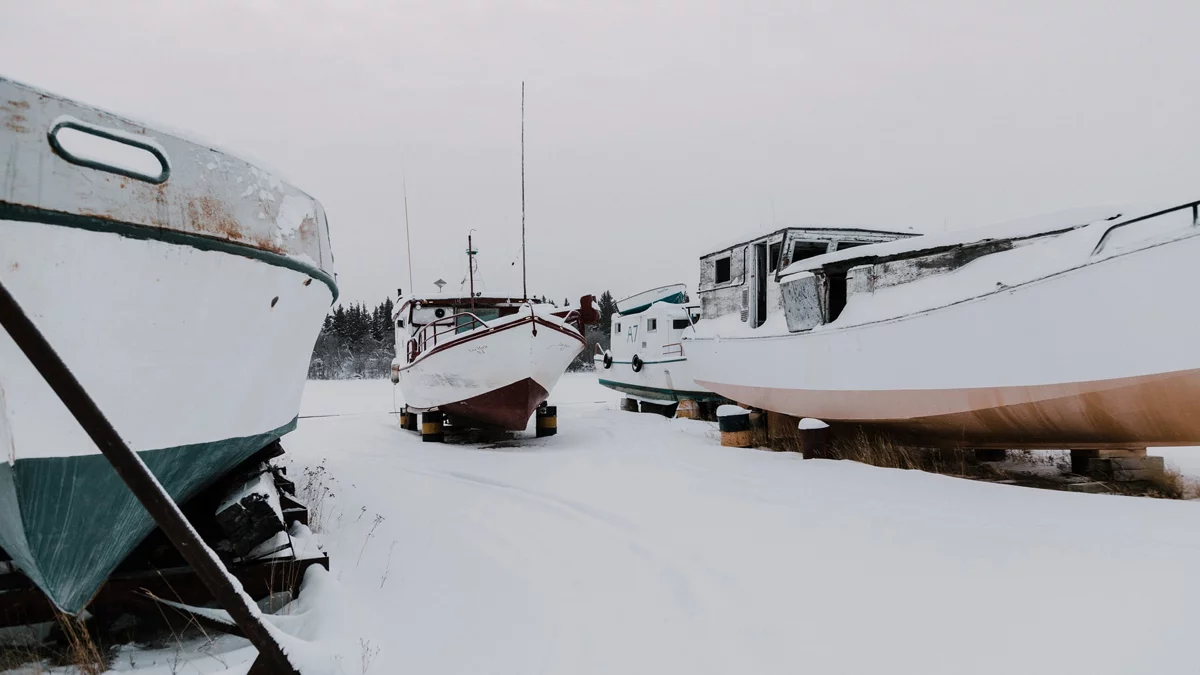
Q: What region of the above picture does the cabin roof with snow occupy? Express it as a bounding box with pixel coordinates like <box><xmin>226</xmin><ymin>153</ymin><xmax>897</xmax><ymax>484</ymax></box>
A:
<box><xmin>699</xmin><ymin>226</ymin><xmax>916</xmax><ymax>260</ymax></box>
<box><xmin>777</xmin><ymin>206</ymin><xmax>1133</xmax><ymax>279</ymax></box>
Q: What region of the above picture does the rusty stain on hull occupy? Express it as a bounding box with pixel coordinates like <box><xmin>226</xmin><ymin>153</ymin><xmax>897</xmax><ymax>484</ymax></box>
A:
<box><xmin>703</xmin><ymin>368</ymin><xmax>1200</xmax><ymax>448</ymax></box>
<box><xmin>186</xmin><ymin>196</ymin><xmax>245</xmax><ymax>242</ymax></box>
<box><xmin>0</xmin><ymin>77</ymin><xmax>334</xmax><ymax>291</ymax></box>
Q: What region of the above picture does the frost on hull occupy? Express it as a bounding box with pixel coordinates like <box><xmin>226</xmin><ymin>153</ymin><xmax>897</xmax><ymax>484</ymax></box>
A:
<box><xmin>687</xmin><ymin>202</ymin><xmax>1200</xmax><ymax>447</ymax></box>
<box><xmin>0</xmin><ymin>78</ymin><xmax>336</xmax><ymax>613</ymax></box>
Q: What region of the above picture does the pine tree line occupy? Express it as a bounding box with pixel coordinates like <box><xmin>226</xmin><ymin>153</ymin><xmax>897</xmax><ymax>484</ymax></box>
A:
<box><xmin>308</xmin><ymin>292</ymin><xmax>619</xmax><ymax>378</ymax></box>
<box><xmin>307</xmin><ymin>298</ymin><xmax>396</xmax><ymax>379</ymax></box>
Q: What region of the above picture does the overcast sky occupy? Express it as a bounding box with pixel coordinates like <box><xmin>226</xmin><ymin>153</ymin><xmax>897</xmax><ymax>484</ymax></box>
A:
<box><xmin>4</xmin><ymin>0</ymin><xmax>1199</xmax><ymax>305</ymax></box>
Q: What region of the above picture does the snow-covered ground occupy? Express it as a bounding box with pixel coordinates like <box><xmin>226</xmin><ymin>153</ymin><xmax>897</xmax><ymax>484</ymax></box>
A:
<box><xmin>25</xmin><ymin>374</ymin><xmax>1200</xmax><ymax>674</ymax></box>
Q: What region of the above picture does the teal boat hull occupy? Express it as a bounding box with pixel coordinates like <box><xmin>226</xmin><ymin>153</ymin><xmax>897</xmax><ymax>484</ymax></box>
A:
<box><xmin>0</xmin><ymin>419</ymin><xmax>295</xmax><ymax>614</ymax></box>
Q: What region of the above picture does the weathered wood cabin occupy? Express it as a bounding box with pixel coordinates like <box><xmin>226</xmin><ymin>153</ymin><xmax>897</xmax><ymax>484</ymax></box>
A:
<box><xmin>697</xmin><ymin>227</ymin><xmax>916</xmax><ymax>327</ymax></box>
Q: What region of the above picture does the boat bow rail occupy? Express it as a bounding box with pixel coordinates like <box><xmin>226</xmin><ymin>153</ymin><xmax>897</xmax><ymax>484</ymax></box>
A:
<box><xmin>0</xmin><ymin>77</ymin><xmax>337</xmax><ymax>301</ymax></box>
<box><xmin>1091</xmin><ymin>199</ymin><xmax>1200</xmax><ymax>255</ymax></box>
<box><xmin>406</xmin><ymin>312</ymin><xmax>494</xmax><ymax>362</ymax></box>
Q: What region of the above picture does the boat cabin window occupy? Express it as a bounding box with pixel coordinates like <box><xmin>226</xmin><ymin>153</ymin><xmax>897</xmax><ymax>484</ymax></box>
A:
<box><xmin>792</xmin><ymin>241</ymin><xmax>828</xmax><ymax>262</ymax></box>
<box><xmin>714</xmin><ymin>256</ymin><xmax>731</xmax><ymax>284</ymax></box>
<box><xmin>615</xmin><ymin>322</ymin><xmax>621</xmax><ymax>333</ymax></box>
<box><xmin>646</xmin><ymin>318</ymin><xmax>657</xmax><ymax>332</ymax></box>
<box><xmin>768</xmin><ymin>242</ymin><xmax>782</xmax><ymax>272</ymax></box>
<box><xmin>672</xmin><ymin>319</ymin><xmax>690</xmax><ymax>330</ymax></box>
<box><xmin>396</xmin><ymin>319</ymin><xmax>404</xmax><ymax>328</ymax></box>
<box><xmin>835</xmin><ymin>241</ymin><xmax>868</xmax><ymax>251</ymax></box>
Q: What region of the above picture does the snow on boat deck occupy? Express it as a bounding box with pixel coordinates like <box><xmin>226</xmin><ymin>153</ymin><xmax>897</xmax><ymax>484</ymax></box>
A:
<box><xmin>104</xmin><ymin>374</ymin><xmax>1200</xmax><ymax>674</ymax></box>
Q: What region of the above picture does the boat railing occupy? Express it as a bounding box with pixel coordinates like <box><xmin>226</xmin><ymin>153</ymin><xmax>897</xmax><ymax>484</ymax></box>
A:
<box><xmin>662</xmin><ymin>342</ymin><xmax>684</xmax><ymax>357</ymax></box>
<box><xmin>407</xmin><ymin>312</ymin><xmax>491</xmax><ymax>362</ymax></box>
<box><xmin>1092</xmin><ymin>199</ymin><xmax>1200</xmax><ymax>255</ymax></box>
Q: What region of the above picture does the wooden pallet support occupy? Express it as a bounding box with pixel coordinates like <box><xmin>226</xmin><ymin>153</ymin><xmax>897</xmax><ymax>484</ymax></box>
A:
<box><xmin>675</xmin><ymin>400</ymin><xmax>700</xmax><ymax>420</ymax></box>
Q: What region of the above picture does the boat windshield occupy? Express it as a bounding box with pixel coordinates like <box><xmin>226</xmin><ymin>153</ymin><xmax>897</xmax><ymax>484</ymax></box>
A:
<box><xmin>457</xmin><ymin>308</ymin><xmax>499</xmax><ymax>332</ymax></box>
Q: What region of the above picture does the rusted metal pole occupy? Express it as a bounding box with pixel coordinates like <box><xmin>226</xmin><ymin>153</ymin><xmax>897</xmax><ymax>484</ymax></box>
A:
<box><xmin>0</xmin><ymin>280</ymin><xmax>298</xmax><ymax>675</ymax></box>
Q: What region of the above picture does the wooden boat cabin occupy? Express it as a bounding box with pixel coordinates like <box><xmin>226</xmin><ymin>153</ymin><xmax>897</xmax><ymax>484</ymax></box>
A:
<box><xmin>697</xmin><ymin>227</ymin><xmax>915</xmax><ymax>327</ymax></box>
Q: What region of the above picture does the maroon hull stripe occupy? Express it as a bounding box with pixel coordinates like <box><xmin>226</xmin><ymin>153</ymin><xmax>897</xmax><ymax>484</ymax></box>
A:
<box><xmin>442</xmin><ymin>377</ymin><xmax>550</xmax><ymax>430</ymax></box>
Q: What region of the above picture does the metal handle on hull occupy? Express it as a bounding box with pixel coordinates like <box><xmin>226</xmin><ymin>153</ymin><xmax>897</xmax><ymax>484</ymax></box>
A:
<box><xmin>48</xmin><ymin>117</ymin><xmax>171</xmax><ymax>184</ymax></box>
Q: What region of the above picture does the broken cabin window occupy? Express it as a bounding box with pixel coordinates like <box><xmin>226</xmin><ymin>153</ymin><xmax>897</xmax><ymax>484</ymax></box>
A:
<box><xmin>646</xmin><ymin>318</ymin><xmax>658</xmax><ymax>332</ymax></box>
<box><xmin>792</xmin><ymin>241</ymin><xmax>828</xmax><ymax>262</ymax></box>
<box><xmin>714</xmin><ymin>257</ymin><xmax>731</xmax><ymax>284</ymax></box>
<box><xmin>672</xmin><ymin>319</ymin><xmax>690</xmax><ymax>330</ymax></box>
<box><xmin>768</xmin><ymin>242</ymin><xmax>782</xmax><ymax>272</ymax></box>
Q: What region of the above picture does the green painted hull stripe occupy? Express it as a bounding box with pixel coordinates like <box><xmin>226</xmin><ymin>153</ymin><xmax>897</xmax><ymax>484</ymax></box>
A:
<box><xmin>0</xmin><ymin>204</ymin><xmax>339</xmax><ymax>303</ymax></box>
<box><xmin>598</xmin><ymin>379</ymin><xmax>728</xmax><ymax>402</ymax></box>
<box><xmin>0</xmin><ymin>416</ymin><xmax>298</xmax><ymax>614</ymax></box>
<box><xmin>617</xmin><ymin>292</ymin><xmax>687</xmax><ymax>316</ymax></box>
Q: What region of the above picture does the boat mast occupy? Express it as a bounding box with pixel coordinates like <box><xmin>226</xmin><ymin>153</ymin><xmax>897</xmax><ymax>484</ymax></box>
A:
<box><xmin>402</xmin><ymin>163</ymin><xmax>414</xmax><ymax>297</ymax></box>
<box><xmin>468</xmin><ymin>231</ymin><xmax>476</xmax><ymax>311</ymax></box>
<box><xmin>521</xmin><ymin>81</ymin><xmax>527</xmax><ymax>302</ymax></box>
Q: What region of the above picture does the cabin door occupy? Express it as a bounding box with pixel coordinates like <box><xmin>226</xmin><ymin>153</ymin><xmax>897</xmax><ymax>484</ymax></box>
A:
<box><xmin>752</xmin><ymin>242</ymin><xmax>768</xmax><ymax>327</ymax></box>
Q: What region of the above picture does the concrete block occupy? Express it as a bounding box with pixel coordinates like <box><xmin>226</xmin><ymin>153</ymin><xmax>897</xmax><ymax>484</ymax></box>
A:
<box><xmin>1097</xmin><ymin>448</ymin><xmax>1147</xmax><ymax>459</ymax></box>
<box><xmin>1088</xmin><ymin>456</ymin><xmax>1164</xmax><ymax>481</ymax></box>
<box><xmin>1099</xmin><ymin>456</ymin><xmax>1165</xmax><ymax>470</ymax></box>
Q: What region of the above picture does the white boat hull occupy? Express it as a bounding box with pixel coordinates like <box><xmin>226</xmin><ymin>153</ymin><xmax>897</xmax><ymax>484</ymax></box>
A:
<box><xmin>686</xmin><ymin>230</ymin><xmax>1200</xmax><ymax>447</ymax></box>
<box><xmin>0</xmin><ymin>221</ymin><xmax>332</xmax><ymax>611</ymax></box>
<box><xmin>395</xmin><ymin>312</ymin><xmax>583</xmax><ymax>429</ymax></box>
<box><xmin>593</xmin><ymin>352</ymin><xmax>721</xmax><ymax>403</ymax></box>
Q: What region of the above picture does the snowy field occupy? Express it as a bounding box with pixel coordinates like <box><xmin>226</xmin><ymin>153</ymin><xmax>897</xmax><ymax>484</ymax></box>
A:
<box><xmin>74</xmin><ymin>375</ymin><xmax>1200</xmax><ymax>673</ymax></box>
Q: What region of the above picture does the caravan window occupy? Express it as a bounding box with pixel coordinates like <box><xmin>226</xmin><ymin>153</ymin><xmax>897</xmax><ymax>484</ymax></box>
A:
<box><xmin>646</xmin><ymin>318</ymin><xmax>657</xmax><ymax>332</ymax></box>
<box><xmin>714</xmin><ymin>257</ymin><xmax>731</xmax><ymax>283</ymax></box>
<box><xmin>792</xmin><ymin>241</ymin><xmax>828</xmax><ymax>262</ymax></box>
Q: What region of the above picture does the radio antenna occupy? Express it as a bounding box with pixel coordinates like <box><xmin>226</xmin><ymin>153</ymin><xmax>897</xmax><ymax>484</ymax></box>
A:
<box><xmin>402</xmin><ymin>162</ymin><xmax>414</xmax><ymax>296</ymax></box>
<box><xmin>521</xmin><ymin>81</ymin><xmax>527</xmax><ymax>302</ymax></box>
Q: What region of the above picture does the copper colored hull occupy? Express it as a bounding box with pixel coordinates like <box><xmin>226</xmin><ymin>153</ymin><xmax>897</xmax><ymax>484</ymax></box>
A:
<box><xmin>702</xmin><ymin>368</ymin><xmax>1200</xmax><ymax>448</ymax></box>
<box><xmin>441</xmin><ymin>377</ymin><xmax>550</xmax><ymax>431</ymax></box>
